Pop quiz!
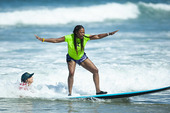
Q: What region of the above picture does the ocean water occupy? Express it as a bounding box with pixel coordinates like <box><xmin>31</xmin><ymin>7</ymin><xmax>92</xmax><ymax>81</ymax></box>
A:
<box><xmin>0</xmin><ymin>0</ymin><xmax>170</xmax><ymax>112</ymax></box>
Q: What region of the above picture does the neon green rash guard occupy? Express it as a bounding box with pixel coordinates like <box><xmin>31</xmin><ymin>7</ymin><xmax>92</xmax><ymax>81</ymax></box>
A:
<box><xmin>65</xmin><ymin>34</ymin><xmax>90</xmax><ymax>60</ymax></box>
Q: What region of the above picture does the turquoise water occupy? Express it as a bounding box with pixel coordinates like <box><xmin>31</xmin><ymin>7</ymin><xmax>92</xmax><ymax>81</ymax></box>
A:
<box><xmin>0</xmin><ymin>0</ymin><xmax>170</xmax><ymax>112</ymax></box>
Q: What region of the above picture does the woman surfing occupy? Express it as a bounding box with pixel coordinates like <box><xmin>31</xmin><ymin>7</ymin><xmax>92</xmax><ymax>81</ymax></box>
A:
<box><xmin>35</xmin><ymin>25</ymin><xmax>118</xmax><ymax>96</ymax></box>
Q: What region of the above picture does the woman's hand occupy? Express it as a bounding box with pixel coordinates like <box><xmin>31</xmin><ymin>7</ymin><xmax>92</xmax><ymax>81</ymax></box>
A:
<box><xmin>35</xmin><ymin>35</ymin><xmax>43</xmax><ymax>42</ymax></box>
<box><xmin>109</xmin><ymin>30</ymin><xmax>119</xmax><ymax>35</ymax></box>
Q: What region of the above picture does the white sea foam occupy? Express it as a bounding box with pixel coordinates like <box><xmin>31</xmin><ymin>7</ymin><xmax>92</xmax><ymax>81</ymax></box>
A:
<box><xmin>0</xmin><ymin>40</ymin><xmax>169</xmax><ymax>99</ymax></box>
<box><xmin>0</xmin><ymin>3</ymin><xmax>139</xmax><ymax>25</ymax></box>
<box><xmin>117</xmin><ymin>31</ymin><xmax>170</xmax><ymax>38</ymax></box>
<box><xmin>0</xmin><ymin>63</ymin><xmax>169</xmax><ymax>99</ymax></box>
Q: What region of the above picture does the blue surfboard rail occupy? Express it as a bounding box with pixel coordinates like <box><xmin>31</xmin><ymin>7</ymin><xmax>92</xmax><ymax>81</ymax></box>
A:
<box><xmin>69</xmin><ymin>86</ymin><xmax>170</xmax><ymax>99</ymax></box>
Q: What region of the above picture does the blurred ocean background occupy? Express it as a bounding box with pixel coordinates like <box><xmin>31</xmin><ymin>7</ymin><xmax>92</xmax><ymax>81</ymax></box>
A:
<box><xmin>0</xmin><ymin>0</ymin><xmax>170</xmax><ymax>112</ymax></box>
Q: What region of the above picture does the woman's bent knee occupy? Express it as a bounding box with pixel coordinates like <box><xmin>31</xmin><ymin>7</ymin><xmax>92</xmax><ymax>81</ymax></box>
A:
<box><xmin>92</xmin><ymin>68</ymin><xmax>99</xmax><ymax>74</ymax></box>
<box><xmin>69</xmin><ymin>72</ymin><xmax>74</xmax><ymax>78</ymax></box>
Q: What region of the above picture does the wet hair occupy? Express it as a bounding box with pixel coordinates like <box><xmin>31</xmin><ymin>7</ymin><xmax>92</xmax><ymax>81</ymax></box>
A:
<box><xmin>73</xmin><ymin>25</ymin><xmax>84</xmax><ymax>55</ymax></box>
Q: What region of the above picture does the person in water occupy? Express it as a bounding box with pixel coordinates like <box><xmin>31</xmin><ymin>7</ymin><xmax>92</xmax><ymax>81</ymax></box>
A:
<box><xmin>35</xmin><ymin>25</ymin><xmax>118</xmax><ymax>96</ymax></box>
<box><xmin>19</xmin><ymin>72</ymin><xmax>34</xmax><ymax>90</ymax></box>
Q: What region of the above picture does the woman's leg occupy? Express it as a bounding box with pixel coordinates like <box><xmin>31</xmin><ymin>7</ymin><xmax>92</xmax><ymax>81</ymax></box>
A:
<box><xmin>80</xmin><ymin>58</ymin><xmax>101</xmax><ymax>93</ymax></box>
<box><xmin>67</xmin><ymin>60</ymin><xmax>76</xmax><ymax>95</ymax></box>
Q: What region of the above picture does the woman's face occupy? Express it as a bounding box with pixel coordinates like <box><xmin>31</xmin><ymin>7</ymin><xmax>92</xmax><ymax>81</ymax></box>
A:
<box><xmin>77</xmin><ymin>28</ymin><xmax>85</xmax><ymax>39</ymax></box>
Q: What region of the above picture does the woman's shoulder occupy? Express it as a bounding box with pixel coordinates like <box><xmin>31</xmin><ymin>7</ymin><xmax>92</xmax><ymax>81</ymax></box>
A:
<box><xmin>84</xmin><ymin>34</ymin><xmax>91</xmax><ymax>41</ymax></box>
<box><xmin>65</xmin><ymin>34</ymin><xmax>74</xmax><ymax>38</ymax></box>
<box><xmin>65</xmin><ymin>34</ymin><xmax>74</xmax><ymax>42</ymax></box>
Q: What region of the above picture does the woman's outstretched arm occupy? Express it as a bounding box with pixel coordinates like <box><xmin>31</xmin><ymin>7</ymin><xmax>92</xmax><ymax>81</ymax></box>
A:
<box><xmin>35</xmin><ymin>35</ymin><xmax>65</xmax><ymax>43</ymax></box>
<box><xmin>89</xmin><ymin>30</ymin><xmax>119</xmax><ymax>40</ymax></box>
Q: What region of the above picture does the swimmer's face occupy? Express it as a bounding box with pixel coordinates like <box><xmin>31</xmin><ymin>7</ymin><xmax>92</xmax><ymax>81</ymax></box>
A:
<box><xmin>26</xmin><ymin>76</ymin><xmax>33</xmax><ymax>84</ymax></box>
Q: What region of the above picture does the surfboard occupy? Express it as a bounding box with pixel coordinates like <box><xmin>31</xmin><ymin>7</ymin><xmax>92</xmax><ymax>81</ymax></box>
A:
<box><xmin>69</xmin><ymin>86</ymin><xmax>170</xmax><ymax>99</ymax></box>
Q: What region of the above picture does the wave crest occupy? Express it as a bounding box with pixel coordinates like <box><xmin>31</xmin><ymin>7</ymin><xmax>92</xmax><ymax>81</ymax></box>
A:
<box><xmin>0</xmin><ymin>2</ymin><xmax>170</xmax><ymax>26</ymax></box>
<box><xmin>139</xmin><ymin>2</ymin><xmax>170</xmax><ymax>11</ymax></box>
<box><xmin>0</xmin><ymin>3</ymin><xmax>139</xmax><ymax>25</ymax></box>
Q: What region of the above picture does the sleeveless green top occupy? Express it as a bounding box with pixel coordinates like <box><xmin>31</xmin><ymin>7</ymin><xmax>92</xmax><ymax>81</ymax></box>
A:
<box><xmin>65</xmin><ymin>34</ymin><xmax>90</xmax><ymax>60</ymax></box>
